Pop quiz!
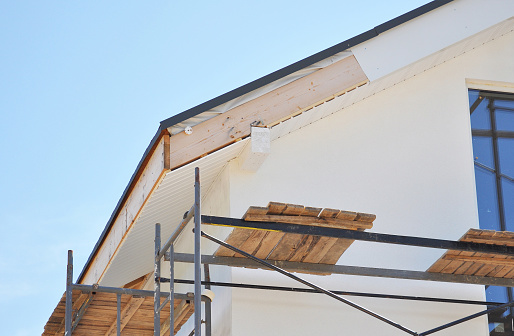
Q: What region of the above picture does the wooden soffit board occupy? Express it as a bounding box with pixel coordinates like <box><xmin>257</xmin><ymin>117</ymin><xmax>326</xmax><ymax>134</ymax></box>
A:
<box><xmin>214</xmin><ymin>202</ymin><xmax>375</xmax><ymax>273</ymax></box>
<box><xmin>42</xmin><ymin>290</ymin><xmax>193</xmax><ymax>336</ymax></box>
<box><xmin>428</xmin><ymin>229</ymin><xmax>514</xmax><ymax>278</ymax></box>
<box><xmin>169</xmin><ymin>55</ymin><xmax>368</xmax><ymax>169</ymax></box>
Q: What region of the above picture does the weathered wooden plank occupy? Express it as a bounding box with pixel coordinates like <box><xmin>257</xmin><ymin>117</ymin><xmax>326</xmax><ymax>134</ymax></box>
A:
<box><xmin>242</xmin><ymin>214</ymin><xmax>373</xmax><ymax>230</ymax></box>
<box><xmin>354</xmin><ymin>213</ymin><xmax>377</xmax><ymax>223</ymax></box>
<box><xmin>243</xmin><ymin>206</ymin><xmax>269</xmax><ymax>219</ymax></box>
<box><xmin>282</xmin><ymin>203</ymin><xmax>305</xmax><ymax>216</ymax></box>
<box><xmin>302</xmin><ymin>236</ymin><xmax>339</xmax><ymax>263</ymax></box>
<box><xmin>442</xmin><ymin>254</ymin><xmax>514</xmax><ymax>267</ymax></box>
<box><xmin>301</xmin><ymin>207</ymin><xmax>322</xmax><ymax>217</ymax></box>
<box><xmin>104</xmin><ymin>273</ymin><xmax>152</xmax><ymax>336</ymax></box>
<box><xmin>215</xmin><ymin>228</ymin><xmax>254</xmax><ymax>257</ymax></box>
<box><xmin>267</xmin><ymin>233</ymin><xmax>305</xmax><ymax>261</ymax></box>
<box><xmin>319</xmin><ymin>208</ymin><xmax>340</xmax><ymax>219</ymax></box>
<box><xmin>267</xmin><ymin>202</ymin><xmax>287</xmax><ymax>215</ymax></box>
<box><xmin>253</xmin><ymin>231</ymin><xmax>285</xmax><ymax>259</ymax></box>
<box><xmin>168</xmin><ymin>56</ymin><xmax>368</xmax><ymax>169</ymax></box>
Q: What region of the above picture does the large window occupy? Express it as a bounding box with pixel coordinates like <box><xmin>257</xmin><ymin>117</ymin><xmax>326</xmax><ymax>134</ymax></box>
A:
<box><xmin>470</xmin><ymin>89</ymin><xmax>514</xmax><ymax>335</ymax></box>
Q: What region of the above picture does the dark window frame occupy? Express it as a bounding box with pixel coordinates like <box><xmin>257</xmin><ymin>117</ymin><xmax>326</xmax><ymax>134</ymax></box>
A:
<box><xmin>470</xmin><ymin>89</ymin><xmax>514</xmax><ymax>335</ymax></box>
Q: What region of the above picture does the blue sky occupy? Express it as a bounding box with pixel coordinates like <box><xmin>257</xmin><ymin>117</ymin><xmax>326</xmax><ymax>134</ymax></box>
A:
<box><xmin>0</xmin><ymin>1</ymin><xmax>429</xmax><ymax>334</ymax></box>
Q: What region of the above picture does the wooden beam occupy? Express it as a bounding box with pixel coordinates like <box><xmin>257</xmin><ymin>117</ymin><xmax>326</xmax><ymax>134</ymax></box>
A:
<box><xmin>242</xmin><ymin>213</ymin><xmax>373</xmax><ymax>230</ymax></box>
<box><xmin>168</xmin><ymin>55</ymin><xmax>368</xmax><ymax>169</ymax></box>
<box><xmin>160</xmin><ymin>300</ymin><xmax>193</xmax><ymax>336</ymax></box>
<box><xmin>104</xmin><ymin>273</ymin><xmax>152</xmax><ymax>336</ymax></box>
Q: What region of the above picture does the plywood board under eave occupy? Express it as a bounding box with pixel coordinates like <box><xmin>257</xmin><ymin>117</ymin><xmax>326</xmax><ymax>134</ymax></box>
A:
<box><xmin>169</xmin><ymin>55</ymin><xmax>368</xmax><ymax>169</ymax></box>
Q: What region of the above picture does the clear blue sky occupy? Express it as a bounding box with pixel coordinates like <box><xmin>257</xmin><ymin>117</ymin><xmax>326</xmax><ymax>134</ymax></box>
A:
<box><xmin>0</xmin><ymin>1</ymin><xmax>429</xmax><ymax>334</ymax></box>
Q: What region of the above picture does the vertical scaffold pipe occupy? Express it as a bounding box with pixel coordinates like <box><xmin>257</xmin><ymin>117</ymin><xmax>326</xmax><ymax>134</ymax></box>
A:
<box><xmin>154</xmin><ymin>223</ymin><xmax>161</xmax><ymax>336</ymax></box>
<box><xmin>116</xmin><ymin>293</ymin><xmax>121</xmax><ymax>336</ymax></box>
<box><xmin>170</xmin><ymin>244</ymin><xmax>174</xmax><ymax>336</ymax></box>
<box><xmin>65</xmin><ymin>250</ymin><xmax>73</xmax><ymax>336</ymax></box>
<box><xmin>194</xmin><ymin>167</ymin><xmax>202</xmax><ymax>336</ymax></box>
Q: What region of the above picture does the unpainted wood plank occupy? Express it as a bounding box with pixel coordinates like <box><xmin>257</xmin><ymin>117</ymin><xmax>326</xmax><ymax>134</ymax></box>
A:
<box><xmin>439</xmin><ymin>251</ymin><xmax>466</xmax><ymax>274</ymax></box>
<box><xmin>168</xmin><ymin>56</ymin><xmax>368</xmax><ymax>170</ymax></box>
<box><xmin>302</xmin><ymin>236</ymin><xmax>339</xmax><ymax>263</ymax></box>
<box><xmin>267</xmin><ymin>233</ymin><xmax>305</xmax><ymax>261</ymax></box>
<box><xmin>237</xmin><ymin>230</ymin><xmax>269</xmax><ymax>256</ymax></box>
<box><xmin>288</xmin><ymin>235</ymin><xmax>319</xmax><ymax>262</ymax></box>
<box><xmin>282</xmin><ymin>203</ymin><xmax>305</xmax><ymax>216</ymax></box>
<box><xmin>336</xmin><ymin>210</ymin><xmax>358</xmax><ymax>221</ymax></box>
<box><xmin>354</xmin><ymin>212</ymin><xmax>376</xmax><ymax>223</ymax></box>
<box><xmin>249</xmin><ymin>202</ymin><xmax>288</xmax><ymax>259</ymax></box>
<box><xmin>242</xmin><ymin>214</ymin><xmax>373</xmax><ymax>230</ymax></box>
<box><xmin>442</xmin><ymin>254</ymin><xmax>514</xmax><ymax>267</ymax></box>
<box><xmin>319</xmin><ymin>208</ymin><xmax>340</xmax><ymax>219</ymax></box>
<box><xmin>104</xmin><ymin>273</ymin><xmax>152</xmax><ymax>336</ymax></box>
<box><xmin>318</xmin><ymin>238</ymin><xmax>355</xmax><ymax>264</ymax></box>
<box><xmin>301</xmin><ymin>206</ymin><xmax>322</xmax><ymax>217</ymax></box>
<box><xmin>266</xmin><ymin>202</ymin><xmax>287</xmax><ymax>215</ymax></box>
<box><xmin>243</xmin><ymin>206</ymin><xmax>269</xmax><ymax>219</ymax></box>
<box><xmin>253</xmin><ymin>231</ymin><xmax>286</xmax><ymax>259</ymax></box>
<box><xmin>215</xmin><ymin>228</ymin><xmax>254</xmax><ymax>257</ymax></box>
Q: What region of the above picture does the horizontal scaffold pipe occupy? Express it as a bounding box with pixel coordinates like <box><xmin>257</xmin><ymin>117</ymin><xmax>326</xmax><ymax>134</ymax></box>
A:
<box><xmin>71</xmin><ymin>283</ymin><xmax>210</xmax><ymax>301</ymax></box>
<box><xmin>202</xmin><ymin>215</ymin><xmax>514</xmax><ymax>256</ymax></box>
<box><xmin>156</xmin><ymin>278</ymin><xmax>501</xmax><ymax>306</ymax></box>
<box><xmin>171</xmin><ymin>252</ymin><xmax>514</xmax><ymax>287</ymax></box>
<box><xmin>157</xmin><ymin>205</ymin><xmax>195</xmax><ymax>261</ymax></box>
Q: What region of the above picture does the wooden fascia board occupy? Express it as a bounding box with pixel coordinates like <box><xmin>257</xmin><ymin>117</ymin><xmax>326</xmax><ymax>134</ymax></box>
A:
<box><xmin>81</xmin><ymin>132</ymin><xmax>171</xmax><ymax>284</ymax></box>
<box><xmin>168</xmin><ymin>55</ymin><xmax>368</xmax><ymax>169</ymax></box>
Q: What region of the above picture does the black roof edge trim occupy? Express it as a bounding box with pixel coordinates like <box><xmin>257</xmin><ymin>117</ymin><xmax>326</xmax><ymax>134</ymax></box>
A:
<box><xmin>77</xmin><ymin>0</ymin><xmax>454</xmax><ymax>284</ymax></box>
<box><xmin>77</xmin><ymin>126</ymin><xmax>164</xmax><ymax>283</ymax></box>
<box><xmin>374</xmin><ymin>0</ymin><xmax>454</xmax><ymax>34</ymax></box>
<box><xmin>160</xmin><ymin>0</ymin><xmax>454</xmax><ymax>131</ymax></box>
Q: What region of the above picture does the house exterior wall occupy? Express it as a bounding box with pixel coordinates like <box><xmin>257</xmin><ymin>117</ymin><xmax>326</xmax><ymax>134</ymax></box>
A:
<box><xmin>224</xmin><ymin>29</ymin><xmax>514</xmax><ymax>336</ymax></box>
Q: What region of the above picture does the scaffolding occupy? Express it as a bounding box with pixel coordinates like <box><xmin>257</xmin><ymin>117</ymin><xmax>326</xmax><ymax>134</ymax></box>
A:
<box><xmin>55</xmin><ymin>167</ymin><xmax>514</xmax><ymax>336</ymax></box>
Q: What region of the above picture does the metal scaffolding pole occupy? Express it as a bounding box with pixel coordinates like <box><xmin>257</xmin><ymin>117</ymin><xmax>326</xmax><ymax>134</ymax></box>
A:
<box><xmin>65</xmin><ymin>250</ymin><xmax>73</xmax><ymax>336</ymax></box>
<box><xmin>201</xmin><ymin>231</ymin><xmax>418</xmax><ymax>336</ymax></box>
<box><xmin>164</xmin><ymin>278</ymin><xmax>500</xmax><ymax>306</ymax></box>
<box><xmin>169</xmin><ymin>244</ymin><xmax>174</xmax><ymax>336</ymax></box>
<box><xmin>202</xmin><ymin>216</ymin><xmax>514</xmax><ymax>256</ymax></box>
<box><xmin>194</xmin><ymin>167</ymin><xmax>202</xmax><ymax>336</ymax></box>
<box><xmin>154</xmin><ymin>223</ymin><xmax>161</xmax><ymax>336</ymax></box>
<box><xmin>203</xmin><ymin>264</ymin><xmax>212</xmax><ymax>336</ymax></box>
<box><xmin>116</xmin><ymin>294</ymin><xmax>121</xmax><ymax>336</ymax></box>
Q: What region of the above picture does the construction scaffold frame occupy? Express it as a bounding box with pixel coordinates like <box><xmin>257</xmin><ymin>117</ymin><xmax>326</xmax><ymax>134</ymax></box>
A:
<box><xmin>63</xmin><ymin>167</ymin><xmax>514</xmax><ymax>335</ymax></box>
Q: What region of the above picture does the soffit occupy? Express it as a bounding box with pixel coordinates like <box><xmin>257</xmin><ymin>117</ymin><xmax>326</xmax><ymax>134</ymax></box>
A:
<box><xmin>99</xmin><ymin>139</ymin><xmax>248</xmax><ymax>287</ymax></box>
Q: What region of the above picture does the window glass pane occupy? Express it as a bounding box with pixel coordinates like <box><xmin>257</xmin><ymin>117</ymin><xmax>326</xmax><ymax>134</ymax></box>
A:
<box><xmin>499</xmin><ymin>138</ymin><xmax>514</xmax><ymax>178</ymax></box>
<box><xmin>494</xmin><ymin>99</ymin><xmax>514</xmax><ymax>110</ymax></box>
<box><xmin>495</xmin><ymin>109</ymin><xmax>514</xmax><ymax>132</ymax></box>
<box><xmin>470</xmin><ymin>94</ymin><xmax>490</xmax><ymax>130</ymax></box>
<box><xmin>473</xmin><ymin>136</ymin><xmax>495</xmax><ymax>169</ymax></box>
<box><xmin>475</xmin><ymin>167</ymin><xmax>501</xmax><ymax>231</ymax></box>
<box><xmin>503</xmin><ymin>178</ymin><xmax>514</xmax><ymax>232</ymax></box>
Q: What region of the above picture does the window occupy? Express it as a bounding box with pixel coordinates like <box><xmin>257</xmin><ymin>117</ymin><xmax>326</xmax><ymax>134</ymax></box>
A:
<box><xmin>470</xmin><ymin>89</ymin><xmax>514</xmax><ymax>335</ymax></box>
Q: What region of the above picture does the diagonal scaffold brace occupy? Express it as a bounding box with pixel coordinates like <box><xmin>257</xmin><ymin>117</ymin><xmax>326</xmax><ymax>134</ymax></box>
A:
<box><xmin>199</xmin><ymin>230</ymin><xmax>419</xmax><ymax>336</ymax></box>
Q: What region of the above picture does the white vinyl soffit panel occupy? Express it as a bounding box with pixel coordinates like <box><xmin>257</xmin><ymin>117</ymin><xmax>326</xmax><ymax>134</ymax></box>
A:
<box><xmin>99</xmin><ymin>139</ymin><xmax>248</xmax><ymax>287</ymax></box>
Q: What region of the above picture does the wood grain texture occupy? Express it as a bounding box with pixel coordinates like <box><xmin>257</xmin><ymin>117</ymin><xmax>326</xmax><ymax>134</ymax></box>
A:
<box><xmin>169</xmin><ymin>56</ymin><xmax>368</xmax><ymax>169</ymax></box>
<box><xmin>214</xmin><ymin>202</ymin><xmax>375</xmax><ymax>270</ymax></box>
<box><xmin>427</xmin><ymin>229</ymin><xmax>514</xmax><ymax>278</ymax></box>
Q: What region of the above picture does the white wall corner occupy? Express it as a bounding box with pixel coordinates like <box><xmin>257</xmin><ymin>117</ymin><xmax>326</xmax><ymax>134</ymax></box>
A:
<box><xmin>239</xmin><ymin>127</ymin><xmax>270</xmax><ymax>172</ymax></box>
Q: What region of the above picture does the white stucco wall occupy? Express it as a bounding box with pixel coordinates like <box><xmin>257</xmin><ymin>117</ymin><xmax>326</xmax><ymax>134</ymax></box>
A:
<box><xmin>173</xmin><ymin>166</ymin><xmax>233</xmax><ymax>336</ymax></box>
<box><xmin>224</xmin><ymin>29</ymin><xmax>514</xmax><ymax>336</ymax></box>
<box><xmin>352</xmin><ymin>0</ymin><xmax>514</xmax><ymax>81</ymax></box>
